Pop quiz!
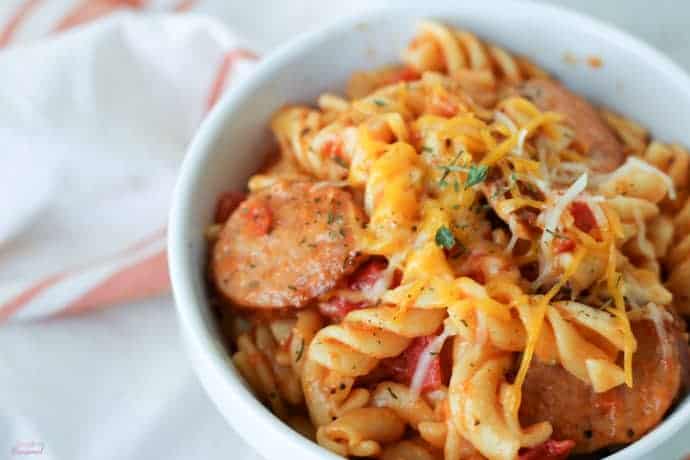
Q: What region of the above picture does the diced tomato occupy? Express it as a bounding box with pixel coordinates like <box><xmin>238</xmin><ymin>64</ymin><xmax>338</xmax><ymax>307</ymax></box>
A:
<box><xmin>408</xmin><ymin>36</ymin><xmax>423</xmax><ymax>49</ymax></box>
<box><xmin>240</xmin><ymin>201</ymin><xmax>272</xmax><ymax>236</ymax></box>
<box><xmin>517</xmin><ymin>208</ymin><xmax>539</xmax><ymax>227</ymax></box>
<box><xmin>319</xmin><ymin>258</ymin><xmax>389</xmax><ymax>323</ymax></box>
<box><xmin>467</xmin><ymin>270</ymin><xmax>486</xmax><ymax>284</ymax></box>
<box><xmin>348</xmin><ymin>257</ymin><xmax>388</xmax><ymax>290</ymax></box>
<box><xmin>214</xmin><ymin>191</ymin><xmax>246</xmax><ymax>223</ymax></box>
<box><xmin>518</xmin><ymin>439</ymin><xmax>575</xmax><ymax>460</ymax></box>
<box><xmin>379</xmin><ymin>336</ymin><xmax>443</xmax><ymax>392</ymax></box>
<box><xmin>411</xmin><ymin>128</ymin><xmax>423</xmax><ymax>146</ymax></box>
<box><xmin>570</xmin><ymin>201</ymin><xmax>597</xmax><ymax>233</ymax></box>
<box><xmin>398</xmin><ymin>67</ymin><xmax>421</xmax><ymax>82</ymax></box>
<box><xmin>322</xmin><ymin>138</ymin><xmax>347</xmax><ymax>166</ymax></box>
<box><xmin>553</xmin><ymin>237</ymin><xmax>575</xmax><ymax>254</ymax></box>
<box><xmin>460</xmin><ymin>251</ymin><xmax>488</xmax><ymax>284</ymax></box>
<box><xmin>431</xmin><ymin>97</ymin><xmax>458</xmax><ymax>117</ymax></box>
<box><xmin>384</xmin><ymin>66</ymin><xmax>421</xmax><ymax>84</ymax></box>
<box><xmin>318</xmin><ymin>297</ymin><xmax>364</xmax><ymax>323</ymax></box>
<box><xmin>322</xmin><ymin>139</ymin><xmax>342</xmax><ymax>157</ymax></box>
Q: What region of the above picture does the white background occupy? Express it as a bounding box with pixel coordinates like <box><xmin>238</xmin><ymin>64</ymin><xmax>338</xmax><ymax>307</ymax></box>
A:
<box><xmin>1</xmin><ymin>1</ymin><xmax>689</xmax><ymax>459</ymax></box>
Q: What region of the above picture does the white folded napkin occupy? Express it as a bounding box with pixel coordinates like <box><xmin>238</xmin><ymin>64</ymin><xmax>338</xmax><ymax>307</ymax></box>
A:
<box><xmin>0</xmin><ymin>7</ymin><xmax>256</xmax><ymax>321</ymax></box>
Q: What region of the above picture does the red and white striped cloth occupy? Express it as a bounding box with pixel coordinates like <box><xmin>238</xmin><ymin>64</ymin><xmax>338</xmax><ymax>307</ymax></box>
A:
<box><xmin>0</xmin><ymin>0</ymin><xmax>258</xmax><ymax>322</ymax></box>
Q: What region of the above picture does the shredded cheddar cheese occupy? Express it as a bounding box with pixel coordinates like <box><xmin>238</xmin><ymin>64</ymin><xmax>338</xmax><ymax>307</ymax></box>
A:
<box><xmin>605</xmin><ymin>243</ymin><xmax>637</xmax><ymax>387</ymax></box>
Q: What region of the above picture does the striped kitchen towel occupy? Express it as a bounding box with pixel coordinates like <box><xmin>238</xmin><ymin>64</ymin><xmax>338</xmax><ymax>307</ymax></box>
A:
<box><xmin>0</xmin><ymin>0</ymin><xmax>257</xmax><ymax>321</ymax></box>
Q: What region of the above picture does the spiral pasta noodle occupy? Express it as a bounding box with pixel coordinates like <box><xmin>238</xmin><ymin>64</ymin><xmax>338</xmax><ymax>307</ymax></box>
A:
<box><xmin>402</xmin><ymin>20</ymin><xmax>548</xmax><ymax>107</ymax></box>
<box><xmin>232</xmin><ymin>320</ymin><xmax>302</xmax><ymax>419</ymax></box>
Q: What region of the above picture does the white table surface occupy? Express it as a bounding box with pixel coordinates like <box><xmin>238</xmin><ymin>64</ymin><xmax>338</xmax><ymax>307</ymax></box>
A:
<box><xmin>1</xmin><ymin>1</ymin><xmax>688</xmax><ymax>459</ymax></box>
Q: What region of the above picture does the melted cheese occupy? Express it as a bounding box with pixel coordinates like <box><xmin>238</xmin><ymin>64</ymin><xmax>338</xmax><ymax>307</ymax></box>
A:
<box><xmin>348</xmin><ymin>125</ymin><xmax>389</xmax><ymax>186</ymax></box>
<box><xmin>495</xmin><ymin>198</ymin><xmax>545</xmax><ymax>215</ymax></box>
<box><xmin>363</xmin><ymin>142</ymin><xmax>424</xmax><ymax>255</ymax></box>
<box><xmin>508</xmin><ymin>156</ymin><xmax>541</xmax><ymax>174</ymax></box>
<box><xmin>381</xmin><ymin>112</ymin><xmax>410</xmax><ymax>142</ymax></box>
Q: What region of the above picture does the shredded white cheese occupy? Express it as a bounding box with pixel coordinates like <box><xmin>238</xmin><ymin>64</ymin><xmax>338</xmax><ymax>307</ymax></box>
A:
<box><xmin>511</xmin><ymin>129</ymin><xmax>528</xmax><ymax>157</ymax></box>
<box><xmin>541</xmin><ymin>173</ymin><xmax>588</xmax><ymax>249</ymax></box>
<box><xmin>312</xmin><ymin>180</ymin><xmax>350</xmax><ymax>189</ymax></box>
<box><xmin>551</xmin><ymin>162</ymin><xmax>589</xmax><ymax>185</ymax></box>
<box><xmin>506</xmin><ymin>227</ymin><xmax>519</xmax><ymax>254</ymax></box>
<box><xmin>632</xmin><ymin>207</ymin><xmax>656</xmax><ymax>264</ymax></box>
<box><xmin>647</xmin><ymin>302</ymin><xmax>672</xmax><ymax>361</ymax></box>
<box><xmin>534</xmin><ymin>173</ymin><xmax>588</xmax><ymax>288</ymax></box>
<box><xmin>537</xmin><ymin>144</ymin><xmax>552</xmax><ymax>184</ymax></box>
<box><xmin>494</xmin><ymin>111</ymin><xmax>518</xmax><ymax>132</ymax></box>
<box><xmin>513</xmin><ymin>172</ymin><xmax>550</xmax><ymax>194</ymax></box>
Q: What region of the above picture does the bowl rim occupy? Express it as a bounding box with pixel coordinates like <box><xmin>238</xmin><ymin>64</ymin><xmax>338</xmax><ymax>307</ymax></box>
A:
<box><xmin>169</xmin><ymin>2</ymin><xmax>690</xmax><ymax>459</ymax></box>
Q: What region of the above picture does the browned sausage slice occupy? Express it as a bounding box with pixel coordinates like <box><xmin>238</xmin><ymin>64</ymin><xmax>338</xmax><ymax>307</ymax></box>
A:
<box><xmin>519</xmin><ymin>78</ymin><xmax>625</xmax><ymax>172</ymax></box>
<box><xmin>519</xmin><ymin>316</ymin><xmax>688</xmax><ymax>453</ymax></box>
<box><xmin>212</xmin><ymin>181</ymin><xmax>364</xmax><ymax>309</ymax></box>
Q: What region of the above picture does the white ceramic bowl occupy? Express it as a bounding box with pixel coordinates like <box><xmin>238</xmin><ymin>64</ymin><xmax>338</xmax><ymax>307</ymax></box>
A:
<box><xmin>169</xmin><ymin>2</ymin><xmax>690</xmax><ymax>459</ymax></box>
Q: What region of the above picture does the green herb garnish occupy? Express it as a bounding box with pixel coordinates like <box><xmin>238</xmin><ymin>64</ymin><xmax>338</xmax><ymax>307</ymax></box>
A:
<box><xmin>373</xmin><ymin>99</ymin><xmax>386</xmax><ymax>106</ymax></box>
<box><xmin>465</xmin><ymin>164</ymin><xmax>489</xmax><ymax>189</ymax></box>
<box><xmin>435</xmin><ymin>225</ymin><xmax>456</xmax><ymax>249</ymax></box>
<box><xmin>438</xmin><ymin>150</ymin><xmax>465</xmax><ymax>188</ymax></box>
<box><xmin>544</xmin><ymin>228</ymin><xmax>570</xmax><ymax>240</ymax></box>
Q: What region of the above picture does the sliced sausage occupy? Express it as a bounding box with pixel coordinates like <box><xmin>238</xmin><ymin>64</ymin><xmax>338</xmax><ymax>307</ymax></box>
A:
<box><xmin>212</xmin><ymin>181</ymin><xmax>364</xmax><ymax>309</ymax></box>
<box><xmin>519</xmin><ymin>78</ymin><xmax>625</xmax><ymax>172</ymax></box>
<box><xmin>519</xmin><ymin>316</ymin><xmax>689</xmax><ymax>454</ymax></box>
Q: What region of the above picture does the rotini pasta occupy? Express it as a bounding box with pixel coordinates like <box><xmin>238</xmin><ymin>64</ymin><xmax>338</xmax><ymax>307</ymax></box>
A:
<box><xmin>207</xmin><ymin>20</ymin><xmax>690</xmax><ymax>460</ymax></box>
